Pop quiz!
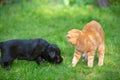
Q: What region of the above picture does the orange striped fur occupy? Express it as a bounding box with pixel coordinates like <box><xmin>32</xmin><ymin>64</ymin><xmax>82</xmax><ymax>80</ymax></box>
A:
<box><xmin>66</xmin><ymin>20</ymin><xmax>105</xmax><ymax>67</ymax></box>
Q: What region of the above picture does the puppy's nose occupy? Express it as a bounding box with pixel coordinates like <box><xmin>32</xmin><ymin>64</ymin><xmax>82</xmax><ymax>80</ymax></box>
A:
<box><xmin>57</xmin><ymin>57</ymin><xmax>63</xmax><ymax>63</ymax></box>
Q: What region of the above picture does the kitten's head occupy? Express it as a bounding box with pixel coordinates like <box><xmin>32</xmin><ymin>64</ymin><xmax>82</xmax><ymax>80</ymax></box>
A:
<box><xmin>66</xmin><ymin>29</ymin><xmax>82</xmax><ymax>45</ymax></box>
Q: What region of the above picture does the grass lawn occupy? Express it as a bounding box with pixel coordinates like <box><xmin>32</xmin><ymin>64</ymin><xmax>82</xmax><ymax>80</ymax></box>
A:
<box><xmin>0</xmin><ymin>1</ymin><xmax>120</xmax><ymax>80</ymax></box>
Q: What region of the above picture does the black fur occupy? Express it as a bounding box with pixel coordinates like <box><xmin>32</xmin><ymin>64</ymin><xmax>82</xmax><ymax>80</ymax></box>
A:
<box><xmin>0</xmin><ymin>38</ymin><xmax>63</xmax><ymax>69</ymax></box>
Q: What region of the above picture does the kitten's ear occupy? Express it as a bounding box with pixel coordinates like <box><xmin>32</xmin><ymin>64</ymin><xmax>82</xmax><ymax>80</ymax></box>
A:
<box><xmin>73</xmin><ymin>29</ymin><xmax>82</xmax><ymax>35</ymax></box>
<box><xmin>74</xmin><ymin>30</ymin><xmax>82</xmax><ymax>37</ymax></box>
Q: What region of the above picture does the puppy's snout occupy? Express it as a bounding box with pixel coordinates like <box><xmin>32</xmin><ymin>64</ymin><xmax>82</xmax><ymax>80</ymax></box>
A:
<box><xmin>56</xmin><ymin>57</ymin><xmax>63</xmax><ymax>64</ymax></box>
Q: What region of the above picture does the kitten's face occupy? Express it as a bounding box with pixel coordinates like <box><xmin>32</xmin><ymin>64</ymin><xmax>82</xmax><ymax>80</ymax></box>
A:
<box><xmin>66</xmin><ymin>29</ymin><xmax>81</xmax><ymax>45</ymax></box>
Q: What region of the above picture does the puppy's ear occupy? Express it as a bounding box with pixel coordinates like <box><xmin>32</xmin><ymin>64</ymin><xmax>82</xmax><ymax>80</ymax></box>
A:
<box><xmin>50</xmin><ymin>44</ymin><xmax>60</xmax><ymax>53</ymax></box>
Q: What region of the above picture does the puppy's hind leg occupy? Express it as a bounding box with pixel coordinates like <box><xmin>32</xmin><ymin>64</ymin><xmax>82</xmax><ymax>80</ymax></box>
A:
<box><xmin>98</xmin><ymin>43</ymin><xmax>105</xmax><ymax>66</ymax></box>
<box><xmin>1</xmin><ymin>53</ymin><xmax>14</xmax><ymax>70</ymax></box>
<box><xmin>1</xmin><ymin>58</ymin><xmax>14</xmax><ymax>70</ymax></box>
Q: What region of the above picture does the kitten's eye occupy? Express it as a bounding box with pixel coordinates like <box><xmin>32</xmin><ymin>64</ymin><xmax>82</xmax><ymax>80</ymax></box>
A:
<box><xmin>67</xmin><ymin>36</ymin><xmax>71</xmax><ymax>39</ymax></box>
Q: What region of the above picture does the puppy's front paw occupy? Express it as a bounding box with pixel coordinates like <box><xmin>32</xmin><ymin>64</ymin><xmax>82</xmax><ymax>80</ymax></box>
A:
<box><xmin>35</xmin><ymin>57</ymin><xmax>44</xmax><ymax>65</ymax></box>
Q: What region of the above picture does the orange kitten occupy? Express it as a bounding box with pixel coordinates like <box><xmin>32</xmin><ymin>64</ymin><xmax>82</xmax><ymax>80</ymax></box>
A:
<box><xmin>66</xmin><ymin>20</ymin><xmax>105</xmax><ymax>67</ymax></box>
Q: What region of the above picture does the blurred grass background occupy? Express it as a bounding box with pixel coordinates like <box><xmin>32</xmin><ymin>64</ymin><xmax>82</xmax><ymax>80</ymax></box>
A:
<box><xmin>0</xmin><ymin>0</ymin><xmax>120</xmax><ymax>80</ymax></box>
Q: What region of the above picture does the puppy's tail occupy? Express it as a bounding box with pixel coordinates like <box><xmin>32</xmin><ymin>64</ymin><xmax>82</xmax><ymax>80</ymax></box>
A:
<box><xmin>0</xmin><ymin>42</ymin><xmax>3</xmax><ymax>49</ymax></box>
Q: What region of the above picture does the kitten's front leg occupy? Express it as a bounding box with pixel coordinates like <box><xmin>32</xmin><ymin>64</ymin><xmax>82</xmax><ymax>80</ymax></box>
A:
<box><xmin>72</xmin><ymin>50</ymin><xmax>82</xmax><ymax>67</ymax></box>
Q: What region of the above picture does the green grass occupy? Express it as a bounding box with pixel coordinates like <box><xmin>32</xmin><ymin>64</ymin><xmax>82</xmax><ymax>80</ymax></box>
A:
<box><xmin>0</xmin><ymin>1</ymin><xmax>120</xmax><ymax>80</ymax></box>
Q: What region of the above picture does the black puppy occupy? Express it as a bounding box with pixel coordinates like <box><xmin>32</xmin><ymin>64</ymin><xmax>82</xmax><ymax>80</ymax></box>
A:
<box><xmin>0</xmin><ymin>38</ymin><xmax>63</xmax><ymax>69</ymax></box>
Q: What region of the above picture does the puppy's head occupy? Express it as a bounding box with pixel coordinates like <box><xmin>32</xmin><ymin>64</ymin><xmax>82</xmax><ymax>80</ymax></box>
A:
<box><xmin>66</xmin><ymin>29</ymin><xmax>81</xmax><ymax>45</ymax></box>
<box><xmin>43</xmin><ymin>44</ymin><xmax>63</xmax><ymax>64</ymax></box>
